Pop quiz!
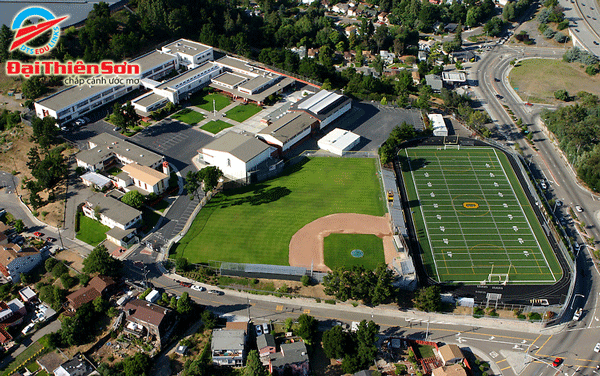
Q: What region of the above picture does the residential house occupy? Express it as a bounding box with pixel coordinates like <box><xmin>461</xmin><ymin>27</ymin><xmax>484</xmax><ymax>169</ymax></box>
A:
<box><xmin>257</xmin><ymin>333</ymin><xmax>276</xmax><ymax>357</ymax></box>
<box><xmin>301</xmin><ymin>0</ymin><xmax>319</xmax><ymax>4</ymax></box>
<box><xmin>380</xmin><ymin>50</ymin><xmax>395</xmax><ymax>64</ymax></box>
<box><xmin>437</xmin><ymin>344</ymin><xmax>464</xmax><ymax>365</ymax></box>
<box><xmin>66</xmin><ymin>276</ymin><xmax>115</xmax><ymax>312</ymax></box>
<box><xmin>362</xmin><ymin>8</ymin><xmax>378</xmax><ymax>18</ymax></box>
<box><xmin>80</xmin><ymin>172</ymin><xmax>113</xmax><ymax>191</ymax></box>
<box><xmin>449</xmin><ymin>50</ymin><xmax>475</xmax><ymax>63</ymax></box>
<box><xmin>345</xmin><ymin>25</ymin><xmax>358</xmax><ymax>37</ymax></box>
<box><xmin>418</xmin><ymin>50</ymin><xmax>429</xmax><ymax>62</ymax></box>
<box><xmin>431</xmin><ymin>364</ymin><xmax>468</xmax><ymax>376</ymax></box>
<box><xmin>18</xmin><ymin>286</ymin><xmax>37</xmax><ymax>303</ymax></box>
<box><xmin>37</xmin><ymin>352</ymin><xmax>67</xmax><ymax>375</ymax></box>
<box><xmin>53</xmin><ymin>354</ymin><xmax>96</xmax><ymax>376</ymax></box>
<box><xmin>0</xmin><ymin>326</ymin><xmax>11</xmax><ymax>347</ymax></box>
<box><xmin>82</xmin><ymin>192</ymin><xmax>142</xmax><ymax>231</ymax></box>
<box><xmin>332</xmin><ymin>3</ymin><xmax>349</xmax><ymax>13</ymax></box>
<box><xmin>211</xmin><ymin>328</ymin><xmax>247</xmax><ymax>366</ymax></box>
<box><xmin>347</xmin><ymin>7</ymin><xmax>359</xmax><ymax>16</ymax></box>
<box><xmin>418</xmin><ymin>40</ymin><xmax>434</xmax><ymax>51</ymax></box>
<box><xmin>269</xmin><ymin>341</ymin><xmax>309</xmax><ymax>376</ymax></box>
<box><xmin>0</xmin><ymin>244</ymin><xmax>42</xmax><ymax>283</ymax></box>
<box><xmin>124</xmin><ymin>299</ymin><xmax>173</xmax><ymax>347</ymax></box>
<box><xmin>225</xmin><ymin>321</ymin><xmax>249</xmax><ymax>332</ymax></box>
<box><xmin>353</xmin><ymin>371</ymin><xmax>374</xmax><ymax>376</ymax></box>
<box><xmin>307</xmin><ymin>48</ymin><xmax>318</xmax><ymax>59</ymax></box>
<box><xmin>198</xmin><ymin>132</ymin><xmax>277</xmax><ymax>182</ymax></box>
<box><xmin>377</xmin><ymin>12</ymin><xmax>389</xmax><ymax>23</ymax></box>
<box><xmin>444</xmin><ymin>23</ymin><xmax>459</xmax><ymax>33</ymax></box>
<box><xmin>0</xmin><ymin>298</ymin><xmax>26</xmax><ymax>326</ymax></box>
<box><xmin>412</xmin><ymin>71</ymin><xmax>421</xmax><ymax>85</ymax></box>
<box><xmin>291</xmin><ymin>46</ymin><xmax>307</xmax><ymax>59</ymax></box>
<box><xmin>425</xmin><ymin>74</ymin><xmax>443</xmax><ymax>92</ymax></box>
<box><xmin>0</xmin><ymin>222</ymin><xmax>11</xmax><ymax>235</ymax></box>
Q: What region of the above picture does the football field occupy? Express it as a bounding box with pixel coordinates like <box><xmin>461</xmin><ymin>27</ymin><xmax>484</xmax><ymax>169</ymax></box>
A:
<box><xmin>401</xmin><ymin>147</ymin><xmax>562</xmax><ymax>284</ymax></box>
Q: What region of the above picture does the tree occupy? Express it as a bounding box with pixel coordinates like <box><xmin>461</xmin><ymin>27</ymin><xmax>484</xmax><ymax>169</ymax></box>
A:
<box><xmin>185</xmin><ymin>167</ymin><xmax>223</xmax><ymax>199</ymax></box>
<box><xmin>93</xmin><ymin>296</ymin><xmax>107</xmax><ymax>313</ymax></box>
<box><xmin>176</xmin><ymin>257</ymin><xmax>189</xmax><ymax>272</ymax></box>
<box><xmin>22</xmin><ymin>76</ymin><xmax>47</xmax><ymax>100</ymax></box>
<box><xmin>45</xmin><ymin>258</ymin><xmax>58</xmax><ymax>273</ymax></box>
<box><xmin>31</xmin><ymin>116</ymin><xmax>58</xmax><ymax>149</ymax></box>
<box><xmin>122</xmin><ymin>353</ymin><xmax>151</xmax><ymax>376</ymax></box>
<box><xmin>301</xmin><ymin>275</ymin><xmax>311</xmax><ymax>287</ymax></box>
<box><xmin>177</xmin><ymin>292</ymin><xmax>193</xmax><ymax>315</ymax></box>
<box><xmin>413</xmin><ymin>285</ymin><xmax>442</xmax><ymax>312</ymax></box>
<box><xmin>322</xmin><ymin>325</ymin><xmax>348</xmax><ymax>359</ymax></box>
<box><xmin>355</xmin><ymin>320</ymin><xmax>379</xmax><ymax>369</ymax></box>
<box><xmin>14</xmin><ymin>219</ymin><xmax>25</xmax><ymax>233</ymax></box>
<box><xmin>121</xmin><ymin>190</ymin><xmax>145</xmax><ymax>209</ymax></box>
<box><xmin>83</xmin><ymin>244</ymin><xmax>122</xmax><ymax>277</ymax></box>
<box><xmin>243</xmin><ymin>350</ymin><xmax>269</xmax><ymax>376</ymax></box>
<box><xmin>296</xmin><ymin>314</ymin><xmax>317</xmax><ymax>344</ymax></box>
<box><xmin>52</xmin><ymin>262</ymin><xmax>68</xmax><ymax>278</ymax></box>
<box><xmin>201</xmin><ymin>309</ymin><xmax>217</xmax><ymax>330</ymax></box>
<box><xmin>554</xmin><ymin>89</ymin><xmax>570</xmax><ymax>101</ymax></box>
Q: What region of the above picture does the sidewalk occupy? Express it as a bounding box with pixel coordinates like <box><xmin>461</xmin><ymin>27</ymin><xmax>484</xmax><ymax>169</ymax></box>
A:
<box><xmin>159</xmin><ymin>267</ymin><xmax>565</xmax><ymax>335</ymax></box>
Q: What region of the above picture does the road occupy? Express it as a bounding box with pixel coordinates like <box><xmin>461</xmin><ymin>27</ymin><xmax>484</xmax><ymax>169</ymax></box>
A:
<box><xmin>566</xmin><ymin>0</ymin><xmax>600</xmax><ymax>55</ymax></box>
<box><xmin>471</xmin><ymin>41</ymin><xmax>600</xmax><ymax>375</ymax></box>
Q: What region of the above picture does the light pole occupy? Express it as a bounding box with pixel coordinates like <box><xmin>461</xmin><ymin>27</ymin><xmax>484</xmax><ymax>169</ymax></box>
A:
<box><xmin>57</xmin><ymin>226</ymin><xmax>65</xmax><ymax>250</ymax></box>
<box><xmin>571</xmin><ymin>294</ymin><xmax>584</xmax><ymax>310</ymax></box>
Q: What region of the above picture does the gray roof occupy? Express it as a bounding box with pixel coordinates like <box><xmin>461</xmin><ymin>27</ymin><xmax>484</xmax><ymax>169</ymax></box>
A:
<box><xmin>133</xmin><ymin>93</ymin><xmax>169</xmax><ymax>108</ymax></box>
<box><xmin>238</xmin><ymin>76</ymin><xmax>274</xmax><ymax>92</ymax></box>
<box><xmin>76</xmin><ymin>133</ymin><xmax>163</xmax><ymax>168</ymax></box>
<box><xmin>86</xmin><ymin>192</ymin><xmax>142</xmax><ymax>227</ymax></box>
<box><xmin>105</xmin><ymin>227</ymin><xmax>136</xmax><ymax>241</ymax></box>
<box><xmin>270</xmin><ymin>341</ymin><xmax>308</xmax><ymax>368</ymax></box>
<box><xmin>56</xmin><ymin>355</ymin><xmax>94</xmax><ymax>376</ymax></box>
<box><xmin>129</xmin><ymin>50</ymin><xmax>178</xmax><ymax>74</ymax></box>
<box><xmin>81</xmin><ymin>172</ymin><xmax>112</xmax><ymax>187</ymax></box>
<box><xmin>211</xmin><ymin>329</ymin><xmax>246</xmax><ymax>351</ymax></box>
<box><xmin>162</xmin><ymin>39</ymin><xmax>212</xmax><ymax>55</ymax></box>
<box><xmin>257</xmin><ymin>333</ymin><xmax>276</xmax><ymax>350</ymax></box>
<box><xmin>202</xmin><ymin>132</ymin><xmax>273</xmax><ymax>163</ymax></box>
<box><xmin>215</xmin><ymin>56</ymin><xmax>255</xmax><ymax>73</ymax></box>
<box><xmin>258</xmin><ymin>112</ymin><xmax>317</xmax><ymax>144</ymax></box>
<box><xmin>425</xmin><ymin>74</ymin><xmax>443</xmax><ymax>91</ymax></box>
<box><xmin>156</xmin><ymin>62</ymin><xmax>216</xmax><ymax>90</ymax></box>
<box><xmin>212</xmin><ymin>72</ymin><xmax>250</xmax><ymax>87</ymax></box>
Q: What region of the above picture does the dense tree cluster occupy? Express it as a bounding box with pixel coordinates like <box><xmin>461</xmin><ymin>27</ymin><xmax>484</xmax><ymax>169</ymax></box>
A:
<box><xmin>541</xmin><ymin>94</ymin><xmax>600</xmax><ymax>192</ymax></box>
<box><xmin>83</xmin><ymin>244</ymin><xmax>123</xmax><ymax>277</ymax></box>
<box><xmin>185</xmin><ymin>166</ymin><xmax>223</xmax><ymax>199</ymax></box>
<box><xmin>322</xmin><ymin>320</ymin><xmax>379</xmax><ymax>374</ymax></box>
<box><xmin>323</xmin><ymin>263</ymin><xmax>395</xmax><ymax>305</ymax></box>
<box><xmin>563</xmin><ymin>48</ymin><xmax>600</xmax><ymax>76</ymax></box>
<box><xmin>121</xmin><ymin>190</ymin><xmax>146</xmax><ymax>209</ymax></box>
<box><xmin>413</xmin><ymin>285</ymin><xmax>442</xmax><ymax>312</ymax></box>
<box><xmin>47</xmin><ymin>298</ymin><xmax>108</xmax><ymax>347</ymax></box>
<box><xmin>0</xmin><ymin>110</ymin><xmax>21</xmax><ymax>132</ymax></box>
<box><xmin>98</xmin><ymin>353</ymin><xmax>152</xmax><ymax>376</ymax></box>
<box><xmin>110</xmin><ymin>101</ymin><xmax>140</xmax><ymax>131</ymax></box>
<box><xmin>379</xmin><ymin>122</ymin><xmax>418</xmax><ymax>164</ymax></box>
<box><xmin>502</xmin><ymin>0</ymin><xmax>534</xmax><ymax>21</ymax></box>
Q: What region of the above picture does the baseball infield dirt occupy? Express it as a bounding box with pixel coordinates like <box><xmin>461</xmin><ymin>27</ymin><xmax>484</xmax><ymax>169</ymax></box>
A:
<box><xmin>289</xmin><ymin>213</ymin><xmax>395</xmax><ymax>272</ymax></box>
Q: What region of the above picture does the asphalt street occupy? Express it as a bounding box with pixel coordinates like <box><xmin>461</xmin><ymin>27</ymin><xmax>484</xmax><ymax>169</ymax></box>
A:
<box><xmin>565</xmin><ymin>0</ymin><xmax>600</xmax><ymax>55</ymax></box>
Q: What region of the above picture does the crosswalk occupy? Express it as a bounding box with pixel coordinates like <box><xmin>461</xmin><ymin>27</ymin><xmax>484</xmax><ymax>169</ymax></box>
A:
<box><xmin>134</xmin><ymin>132</ymin><xmax>190</xmax><ymax>153</ymax></box>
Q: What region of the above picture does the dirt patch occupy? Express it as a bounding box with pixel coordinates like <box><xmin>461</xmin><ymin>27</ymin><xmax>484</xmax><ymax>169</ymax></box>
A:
<box><xmin>0</xmin><ymin>126</ymin><xmax>75</xmax><ymax>227</ymax></box>
<box><xmin>289</xmin><ymin>213</ymin><xmax>392</xmax><ymax>272</ymax></box>
<box><xmin>55</xmin><ymin>249</ymin><xmax>85</xmax><ymax>273</ymax></box>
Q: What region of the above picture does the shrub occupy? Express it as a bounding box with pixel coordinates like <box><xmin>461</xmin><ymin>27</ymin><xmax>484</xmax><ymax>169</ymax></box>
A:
<box><xmin>301</xmin><ymin>275</ymin><xmax>311</xmax><ymax>287</ymax></box>
<box><xmin>586</xmin><ymin>65</ymin><xmax>599</xmax><ymax>76</ymax></box>
<box><xmin>538</xmin><ymin>23</ymin><xmax>548</xmax><ymax>33</ymax></box>
<box><xmin>528</xmin><ymin>312</ymin><xmax>542</xmax><ymax>321</ymax></box>
<box><xmin>543</xmin><ymin>28</ymin><xmax>556</xmax><ymax>39</ymax></box>
<box><xmin>557</xmin><ymin>19</ymin><xmax>569</xmax><ymax>30</ymax></box>
<box><xmin>554</xmin><ymin>32</ymin><xmax>568</xmax><ymax>43</ymax></box>
<box><xmin>554</xmin><ymin>89</ymin><xmax>570</xmax><ymax>101</ymax></box>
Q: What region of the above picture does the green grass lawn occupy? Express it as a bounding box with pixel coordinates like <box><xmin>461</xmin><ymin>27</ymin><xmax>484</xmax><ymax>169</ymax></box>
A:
<box><xmin>323</xmin><ymin>234</ymin><xmax>385</xmax><ymax>270</ymax></box>
<box><xmin>171</xmin><ymin>109</ymin><xmax>205</xmax><ymax>125</ymax></box>
<box><xmin>190</xmin><ymin>91</ymin><xmax>231</xmax><ymax>112</ymax></box>
<box><xmin>106</xmin><ymin>167</ymin><xmax>122</xmax><ymax>176</ymax></box>
<box><xmin>509</xmin><ymin>58</ymin><xmax>600</xmax><ymax>104</ymax></box>
<box><xmin>1</xmin><ymin>341</ymin><xmax>45</xmax><ymax>376</ymax></box>
<box><xmin>225</xmin><ymin>103</ymin><xmax>262</xmax><ymax>122</ymax></box>
<box><xmin>200</xmin><ymin>120</ymin><xmax>234</xmax><ymax>135</ymax></box>
<box><xmin>174</xmin><ymin>157</ymin><xmax>386</xmax><ymax>265</ymax></box>
<box><xmin>400</xmin><ymin>147</ymin><xmax>562</xmax><ymax>284</ymax></box>
<box><xmin>418</xmin><ymin>344</ymin><xmax>435</xmax><ymax>359</ymax></box>
<box><xmin>76</xmin><ymin>214</ymin><xmax>110</xmax><ymax>246</ymax></box>
<box><xmin>151</xmin><ymin>200</ymin><xmax>170</xmax><ymax>213</ymax></box>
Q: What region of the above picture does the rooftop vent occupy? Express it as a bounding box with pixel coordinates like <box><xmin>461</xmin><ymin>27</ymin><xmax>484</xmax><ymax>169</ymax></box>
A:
<box><xmin>126</xmin><ymin>148</ymin><xmax>130</xmax><ymax>151</ymax></box>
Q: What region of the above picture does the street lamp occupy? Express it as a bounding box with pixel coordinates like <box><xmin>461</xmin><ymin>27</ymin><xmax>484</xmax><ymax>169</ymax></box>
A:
<box><xmin>571</xmin><ymin>294</ymin><xmax>584</xmax><ymax>310</ymax></box>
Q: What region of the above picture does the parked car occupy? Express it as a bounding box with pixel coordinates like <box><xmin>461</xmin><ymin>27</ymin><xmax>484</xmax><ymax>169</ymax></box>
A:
<box><xmin>191</xmin><ymin>285</ymin><xmax>206</xmax><ymax>292</ymax></box>
<box><xmin>540</xmin><ymin>181</ymin><xmax>547</xmax><ymax>189</ymax></box>
<box><xmin>255</xmin><ymin>325</ymin><xmax>263</xmax><ymax>336</ymax></box>
<box><xmin>46</xmin><ymin>237</ymin><xmax>57</xmax><ymax>242</ymax></box>
<box><xmin>262</xmin><ymin>323</ymin><xmax>270</xmax><ymax>334</ymax></box>
<box><xmin>21</xmin><ymin>323</ymin><xmax>35</xmax><ymax>335</ymax></box>
<box><xmin>595</xmin><ymin>342</ymin><xmax>600</xmax><ymax>353</ymax></box>
<box><xmin>573</xmin><ymin>307</ymin><xmax>583</xmax><ymax>321</ymax></box>
<box><xmin>33</xmin><ymin>232</ymin><xmax>44</xmax><ymax>237</ymax></box>
<box><xmin>179</xmin><ymin>282</ymin><xmax>192</xmax><ymax>288</ymax></box>
<box><xmin>74</xmin><ymin>118</ymin><xmax>85</xmax><ymax>127</ymax></box>
<box><xmin>556</xmin><ymin>200</ymin><xmax>563</xmax><ymax>207</ymax></box>
<box><xmin>113</xmin><ymin>127</ymin><xmax>122</xmax><ymax>132</ymax></box>
<box><xmin>552</xmin><ymin>357</ymin><xmax>562</xmax><ymax>367</ymax></box>
<box><xmin>82</xmin><ymin>116</ymin><xmax>91</xmax><ymax>124</ymax></box>
<box><xmin>208</xmin><ymin>290</ymin><xmax>223</xmax><ymax>295</ymax></box>
<box><xmin>576</xmin><ymin>205</ymin><xmax>584</xmax><ymax>212</ymax></box>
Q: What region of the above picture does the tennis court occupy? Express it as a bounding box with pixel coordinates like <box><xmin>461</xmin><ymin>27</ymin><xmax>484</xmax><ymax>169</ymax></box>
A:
<box><xmin>401</xmin><ymin>146</ymin><xmax>562</xmax><ymax>284</ymax></box>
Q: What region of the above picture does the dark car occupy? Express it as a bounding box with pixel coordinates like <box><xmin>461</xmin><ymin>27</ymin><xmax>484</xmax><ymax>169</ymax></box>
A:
<box><xmin>496</xmin><ymin>94</ymin><xmax>503</xmax><ymax>99</ymax></box>
<box><xmin>595</xmin><ymin>41</ymin><xmax>600</xmax><ymax>45</ymax></box>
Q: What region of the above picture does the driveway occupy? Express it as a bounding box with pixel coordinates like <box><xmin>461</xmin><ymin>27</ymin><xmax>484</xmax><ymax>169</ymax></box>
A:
<box><xmin>0</xmin><ymin>319</ymin><xmax>61</xmax><ymax>371</ymax></box>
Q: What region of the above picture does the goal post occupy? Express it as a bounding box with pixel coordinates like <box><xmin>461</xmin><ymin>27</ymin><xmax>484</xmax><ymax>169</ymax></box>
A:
<box><xmin>487</xmin><ymin>273</ymin><xmax>509</xmax><ymax>285</ymax></box>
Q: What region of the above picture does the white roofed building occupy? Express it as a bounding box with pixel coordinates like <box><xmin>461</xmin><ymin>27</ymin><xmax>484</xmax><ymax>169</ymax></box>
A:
<box><xmin>317</xmin><ymin>128</ymin><xmax>361</xmax><ymax>156</ymax></box>
<box><xmin>290</xmin><ymin>89</ymin><xmax>352</xmax><ymax>129</ymax></box>
<box><xmin>199</xmin><ymin>133</ymin><xmax>276</xmax><ymax>181</ymax></box>
<box><xmin>428</xmin><ymin>113</ymin><xmax>448</xmax><ymax>137</ymax></box>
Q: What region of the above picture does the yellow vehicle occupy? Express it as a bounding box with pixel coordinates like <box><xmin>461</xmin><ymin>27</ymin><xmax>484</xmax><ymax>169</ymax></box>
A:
<box><xmin>387</xmin><ymin>190</ymin><xmax>394</xmax><ymax>202</ymax></box>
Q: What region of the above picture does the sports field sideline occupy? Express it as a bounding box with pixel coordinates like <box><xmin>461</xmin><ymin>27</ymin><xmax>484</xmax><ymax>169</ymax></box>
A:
<box><xmin>401</xmin><ymin>147</ymin><xmax>562</xmax><ymax>284</ymax></box>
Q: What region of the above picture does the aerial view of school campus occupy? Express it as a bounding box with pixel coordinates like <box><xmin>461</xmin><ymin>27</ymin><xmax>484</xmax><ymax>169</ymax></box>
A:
<box><xmin>0</xmin><ymin>0</ymin><xmax>599</xmax><ymax>373</ymax></box>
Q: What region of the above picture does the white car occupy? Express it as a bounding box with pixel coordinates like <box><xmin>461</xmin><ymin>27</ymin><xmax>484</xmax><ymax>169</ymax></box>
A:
<box><xmin>22</xmin><ymin>323</ymin><xmax>35</xmax><ymax>335</ymax></box>
<box><xmin>255</xmin><ymin>324</ymin><xmax>263</xmax><ymax>336</ymax></box>
<box><xmin>595</xmin><ymin>342</ymin><xmax>600</xmax><ymax>353</ymax></box>
<box><xmin>573</xmin><ymin>307</ymin><xmax>583</xmax><ymax>321</ymax></box>
<box><xmin>190</xmin><ymin>285</ymin><xmax>206</xmax><ymax>292</ymax></box>
<box><xmin>576</xmin><ymin>205</ymin><xmax>584</xmax><ymax>212</ymax></box>
<box><xmin>262</xmin><ymin>323</ymin><xmax>270</xmax><ymax>334</ymax></box>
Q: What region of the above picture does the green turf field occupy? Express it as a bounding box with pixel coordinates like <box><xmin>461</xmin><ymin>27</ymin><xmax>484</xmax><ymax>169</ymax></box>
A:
<box><xmin>201</xmin><ymin>120</ymin><xmax>234</xmax><ymax>134</ymax></box>
<box><xmin>225</xmin><ymin>103</ymin><xmax>262</xmax><ymax>122</ymax></box>
<box><xmin>190</xmin><ymin>91</ymin><xmax>231</xmax><ymax>112</ymax></box>
<box><xmin>172</xmin><ymin>109</ymin><xmax>205</xmax><ymax>125</ymax></box>
<box><xmin>174</xmin><ymin>157</ymin><xmax>386</xmax><ymax>264</ymax></box>
<box><xmin>323</xmin><ymin>234</ymin><xmax>385</xmax><ymax>270</ymax></box>
<box><xmin>400</xmin><ymin>147</ymin><xmax>562</xmax><ymax>284</ymax></box>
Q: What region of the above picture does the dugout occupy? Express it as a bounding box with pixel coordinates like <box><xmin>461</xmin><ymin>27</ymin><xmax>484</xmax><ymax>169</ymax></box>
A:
<box><xmin>220</xmin><ymin>262</ymin><xmax>308</xmax><ymax>281</ymax></box>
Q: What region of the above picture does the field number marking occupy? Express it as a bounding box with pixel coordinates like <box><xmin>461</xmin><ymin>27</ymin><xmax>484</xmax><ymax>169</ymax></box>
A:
<box><xmin>463</xmin><ymin>202</ymin><xmax>479</xmax><ymax>209</ymax></box>
<box><xmin>276</xmin><ymin>305</ymin><xmax>283</xmax><ymax>311</ymax></box>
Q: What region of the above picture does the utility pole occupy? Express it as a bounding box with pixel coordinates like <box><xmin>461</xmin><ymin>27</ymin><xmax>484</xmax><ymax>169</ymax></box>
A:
<box><xmin>57</xmin><ymin>226</ymin><xmax>65</xmax><ymax>250</ymax></box>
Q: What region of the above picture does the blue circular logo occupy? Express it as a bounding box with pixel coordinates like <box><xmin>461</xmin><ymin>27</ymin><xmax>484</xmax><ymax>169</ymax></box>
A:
<box><xmin>10</xmin><ymin>7</ymin><xmax>68</xmax><ymax>55</ymax></box>
<box><xmin>351</xmin><ymin>249</ymin><xmax>364</xmax><ymax>258</ymax></box>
